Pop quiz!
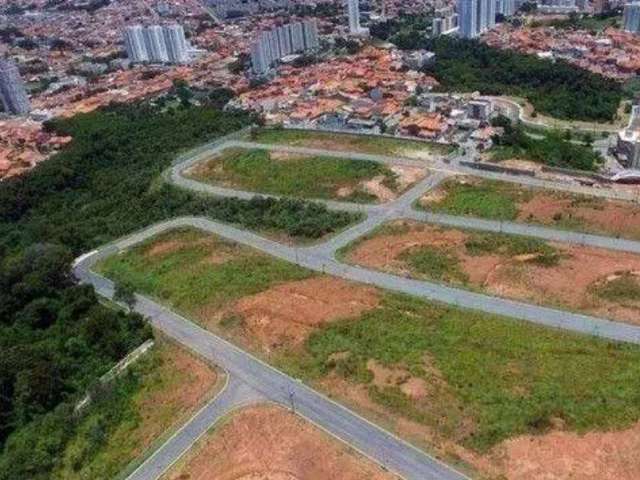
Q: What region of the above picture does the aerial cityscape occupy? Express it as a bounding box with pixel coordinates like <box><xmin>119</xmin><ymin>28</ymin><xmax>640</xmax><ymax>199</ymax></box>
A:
<box><xmin>2</xmin><ymin>0</ymin><xmax>640</xmax><ymax>479</ymax></box>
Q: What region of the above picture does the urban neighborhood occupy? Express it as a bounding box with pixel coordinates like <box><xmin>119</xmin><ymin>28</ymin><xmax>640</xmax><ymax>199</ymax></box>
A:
<box><xmin>2</xmin><ymin>0</ymin><xmax>640</xmax><ymax>480</ymax></box>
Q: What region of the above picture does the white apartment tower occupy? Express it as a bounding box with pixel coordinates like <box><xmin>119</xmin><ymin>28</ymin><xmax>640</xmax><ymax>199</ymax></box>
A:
<box><xmin>144</xmin><ymin>25</ymin><xmax>169</xmax><ymax>63</ymax></box>
<box><xmin>250</xmin><ymin>20</ymin><xmax>320</xmax><ymax>76</ymax></box>
<box><xmin>0</xmin><ymin>59</ymin><xmax>31</xmax><ymax>115</ymax></box>
<box><xmin>347</xmin><ymin>0</ymin><xmax>361</xmax><ymax>34</ymax></box>
<box><xmin>124</xmin><ymin>25</ymin><xmax>149</xmax><ymax>63</ymax></box>
<box><xmin>496</xmin><ymin>0</ymin><xmax>516</xmax><ymax>17</ymax></box>
<box><xmin>623</xmin><ymin>2</ymin><xmax>640</xmax><ymax>33</ymax></box>
<box><xmin>458</xmin><ymin>0</ymin><xmax>495</xmax><ymax>38</ymax></box>
<box><xmin>303</xmin><ymin>19</ymin><xmax>319</xmax><ymax>50</ymax></box>
<box><xmin>124</xmin><ymin>24</ymin><xmax>189</xmax><ymax>64</ymax></box>
<box><xmin>163</xmin><ymin>24</ymin><xmax>189</xmax><ymax>64</ymax></box>
<box><xmin>458</xmin><ymin>0</ymin><xmax>479</xmax><ymax>38</ymax></box>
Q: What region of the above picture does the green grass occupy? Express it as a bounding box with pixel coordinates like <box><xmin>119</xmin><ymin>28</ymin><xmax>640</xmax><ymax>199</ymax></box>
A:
<box><xmin>400</xmin><ymin>246</ymin><xmax>469</xmax><ymax>283</ymax></box>
<box><xmin>464</xmin><ymin>232</ymin><xmax>561</xmax><ymax>266</ymax></box>
<box><xmin>543</xmin><ymin>14</ymin><xmax>622</xmax><ymax>33</ymax></box>
<box><xmin>295</xmin><ymin>293</ymin><xmax>640</xmax><ymax>451</ymax></box>
<box><xmin>424</xmin><ymin>179</ymin><xmax>525</xmax><ymax>220</ymax></box>
<box><xmin>53</xmin><ymin>341</ymin><xmax>217</xmax><ymax>480</ymax></box>
<box><xmin>97</xmin><ymin>229</ymin><xmax>313</xmax><ymax>314</ymax></box>
<box><xmin>97</xmin><ymin>228</ymin><xmax>640</xmax><ymax>454</ymax></box>
<box><xmin>189</xmin><ymin>148</ymin><xmax>397</xmax><ymax>202</ymax></box>
<box><xmin>249</xmin><ymin>128</ymin><xmax>453</xmax><ymax>157</ymax></box>
<box><xmin>593</xmin><ymin>274</ymin><xmax>640</xmax><ymax>303</ymax></box>
<box><xmin>422</xmin><ymin>178</ymin><xmax>640</xmax><ymax>238</ymax></box>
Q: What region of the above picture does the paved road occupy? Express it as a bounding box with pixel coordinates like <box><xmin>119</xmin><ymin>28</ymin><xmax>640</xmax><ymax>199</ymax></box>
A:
<box><xmin>127</xmin><ymin>375</ymin><xmax>265</xmax><ymax>480</ymax></box>
<box><xmin>406</xmin><ymin>210</ymin><xmax>640</xmax><ymax>255</ymax></box>
<box><xmin>73</xmin><ymin>134</ymin><xmax>640</xmax><ymax>480</ymax></box>
<box><xmin>171</xmin><ymin>139</ymin><xmax>640</xmax><ymax>204</ymax></box>
<box><xmin>75</xmin><ymin>251</ymin><xmax>469</xmax><ymax>480</ymax></box>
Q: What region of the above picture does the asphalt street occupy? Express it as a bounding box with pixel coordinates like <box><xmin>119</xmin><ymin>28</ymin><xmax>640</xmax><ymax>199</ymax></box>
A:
<box><xmin>72</xmin><ymin>135</ymin><xmax>640</xmax><ymax>480</ymax></box>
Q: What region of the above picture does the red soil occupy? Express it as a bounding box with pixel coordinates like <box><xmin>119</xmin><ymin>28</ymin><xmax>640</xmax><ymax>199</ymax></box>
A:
<box><xmin>491</xmin><ymin>422</ymin><xmax>640</xmax><ymax>480</ymax></box>
<box><xmin>165</xmin><ymin>405</ymin><xmax>397</xmax><ymax>480</ymax></box>
<box><xmin>347</xmin><ymin>220</ymin><xmax>640</xmax><ymax>325</ymax></box>
<box><xmin>232</xmin><ymin>276</ymin><xmax>380</xmax><ymax>351</ymax></box>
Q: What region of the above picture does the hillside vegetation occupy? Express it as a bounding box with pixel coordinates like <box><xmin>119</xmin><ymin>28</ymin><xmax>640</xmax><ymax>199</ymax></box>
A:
<box><xmin>0</xmin><ymin>102</ymin><xmax>357</xmax><ymax>480</ymax></box>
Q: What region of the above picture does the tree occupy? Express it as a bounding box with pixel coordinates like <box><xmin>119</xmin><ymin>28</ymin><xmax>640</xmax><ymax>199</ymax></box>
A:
<box><xmin>207</xmin><ymin>87</ymin><xmax>235</xmax><ymax>109</ymax></box>
<box><xmin>172</xmin><ymin>79</ymin><xmax>193</xmax><ymax>107</ymax></box>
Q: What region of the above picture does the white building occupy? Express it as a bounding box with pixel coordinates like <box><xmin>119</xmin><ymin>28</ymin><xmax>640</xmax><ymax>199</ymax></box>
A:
<box><xmin>163</xmin><ymin>24</ymin><xmax>189</xmax><ymax>64</ymax></box>
<box><xmin>457</xmin><ymin>0</ymin><xmax>495</xmax><ymax>38</ymax></box>
<box><xmin>623</xmin><ymin>2</ymin><xmax>640</xmax><ymax>33</ymax></box>
<box><xmin>124</xmin><ymin>25</ymin><xmax>149</xmax><ymax>63</ymax></box>
<box><xmin>616</xmin><ymin>105</ymin><xmax>640</xmax><ymax>169</ymax></box>
<box><xmin>144</xmin><ymin>25</ymin><xmax>169</xmax><ymax>63</ymax></box>
<box><xmin>0</xmin><ymin>59</ymin><xmax>30</xmax><ymax>115</ymax></box>
<box><xmin>496</xmin><ymin>0</ymin><xmax>516</xmax><ymax>16</ymax></box>
<box><xmin>124</xmin><ymin>24</ymin><xmax>190</xmax><ymax>64</ymax></box>
<box><xmin>250</xmin><ymin>20</ymin><xmax>320</xmax><ymax>76</ymax></box>
<box><xmin>347</xmin><ymin>0</ymin><xmax>361</xmax><ymax>34</ymax></box>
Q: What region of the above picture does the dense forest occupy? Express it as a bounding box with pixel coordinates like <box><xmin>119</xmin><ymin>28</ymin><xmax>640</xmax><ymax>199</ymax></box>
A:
<box><xmin>490</xmin><ymin>116</ymin><xmax>602</xmax><ymax>170</ymax></box>
<box><xmin>369</xmin><ymin>18</ymin><xmax>624</xmax><ymax>122</ymax></box>
<box><xmin>422</xmin><ymin>37</ymin><xmax>623</xmax><ymax>122</ymax></box>
<box><xmin>0</xmin><ymin>102</ymin><xmax>357</xmax><ymax>479</ymax></box>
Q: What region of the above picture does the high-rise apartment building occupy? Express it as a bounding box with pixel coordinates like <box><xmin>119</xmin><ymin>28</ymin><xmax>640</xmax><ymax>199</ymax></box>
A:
<box><xmin>124</xmin><ymin>24</ymin><xmax>189</xmax><ymax>64</ymax></box>
<box><xmin>144</xmin><ymin>25</ymin><xmax>169</xmax><ymax>63</ymax></box>
<box><xmin>496</xmin><ymin>0</ymin><xmax>516</xmax><ymax>16</ymax></box>
<box><xmin>347</xmin><ymin>0</ymin><xmax>361</xmax><ymax>34</ymax></box>
<box><xmin>163</xmin><ymin>25</ymin><xmax>189</xmax><ymax>64</ymax></box>
<box><xmin>624</xmin><ymin>2</ymin><xmax>640</xmax><ymax>33</ymax></box>
<box><xmin>458</xmin><ymin>0</ymin><xmax>479</xmax><ymax>37</ymax></box>
<box><xmin>250</xmin><ymin>20</ymin><xmax>320</xmax><ymax>76</ymax></box>
<box><xmin>0</xmin><ymin>59</ymin><xmax>31</xmax><ymax>115</ymax></box>
<box><xmin>303</xmin><ymin>19</ymin><xmax>319</xmax><ymax>50</ymax></box>
<box><xmin>457</xmin><ymin>0</ymin><xmax>495</xmax><ymax>38</ymax></box>
<box><xmin>124</xmin><ymin>25</ymin><xmax>149</xmax><ymax>63</ymax></box>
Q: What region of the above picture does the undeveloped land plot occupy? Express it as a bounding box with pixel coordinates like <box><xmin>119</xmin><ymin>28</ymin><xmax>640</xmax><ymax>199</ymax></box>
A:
<box><xmin>100</xmin><ymin>228</ymin><xmax>640</xmax><ymax>480</ymax></box>
<box><xmin>54</xmin><ymin>339</ymin><xmax>220</xmax><ymax>480</ymax></box>
<box><xmin>185</xmin><ymin>148</ymin><xmax>427</xmax><ymax>203</ymax></box>
<box><xmin>420</xmin><ymin>176</ymin><xmax>640</xmax><ymax>240</ymax></box>
<box><xmin>344</xmin><ymin>220</ymin><xmax>640</xmax><ymax>325</ymax></box>
<box><xmin>249</xmin><ymin>128</ymin><xmax>453</xmax><ymax>161</ymax></box>
<box><xmin>163</xmin><ymin>405</ymin><xmax>397</xmax><ymax>480</ymax></box>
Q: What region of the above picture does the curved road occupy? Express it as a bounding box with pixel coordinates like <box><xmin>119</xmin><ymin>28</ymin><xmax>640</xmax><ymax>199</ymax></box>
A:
<box><xmin>73</xmin><ymin>135</ymin><xmax>640</xmax><ymax>480</ymax></box>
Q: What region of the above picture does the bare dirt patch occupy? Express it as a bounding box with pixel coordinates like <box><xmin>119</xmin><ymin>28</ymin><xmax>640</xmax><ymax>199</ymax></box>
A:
<box><xmin>348</xmin><ymin>221</ymin><xmax>468</xmax><ymax>271</ymax></box>
<box><xmin>490</xmin><ymin>422</ymin><xmax>640</xmax><ymax>480</ymax></box>
<box><xmin>517</xmin><ymin>193</ymin><xmax>640</xmax><ymax>239</ymax></box>
<box><xmin>231</xmin><ymin>277</ymin><xmax>380</xmax><ymax>351</ymax></box>
<box><xmin>391</xmin><ymin>165</ymin><xmax>427</xmax><ymax>190</ymax></box>
<box><xmin>163</xmin><ymin>405</ymin><xmax>397</xmax><ymax>480</ymax></box>
<box><xmin>361</xmin><ymin>175</ymin><xmax>397</xmax><ymax>202</ymax></box>
<box><xmin>346</xmin><ymin>220</ymin><xmax>640</xmax><ymax>324</ymax></box>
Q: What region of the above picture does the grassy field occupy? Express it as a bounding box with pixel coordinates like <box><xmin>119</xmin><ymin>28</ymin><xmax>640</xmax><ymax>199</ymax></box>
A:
<box><xmin>186</xmin><ymin>148</ymin><xmax>398</xmax><ymax>202</ymax></box>
<box><xmin>53</xmin><ymin>340</ymin><xmax>220</xmax><ymax>480</ymax></box>
<box><xmin>421</xmin><ymin>177</ymin><xmax>640</xmax><ymax>239</ymax></box>
<box><xmin>287</xmin><ymin>293</ymin><xmax>640</xmax><ymax>451</ymax></box>
<box><xmin>97</xmin><ymin>229</ymin><xmax>312</xmax><ymax>315</ymax></box>
<box><xmin>423</xmin><ymin>179</ymin><xmax>525</xmax><ymax>220</ymax></box>
<box><xmin>591</xmin><ymin>273</ymin><xmax>640</xmax><ymax>304</ymax></box>
<box><xmin>97</xmin><ymin>227</ymin><xmax>640</xmax><ymax>456</ymax></box>
<box><xmin>249</xmin><ymin>128</ymin><xmax>453</xmax><ymax>158</ymax></box>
